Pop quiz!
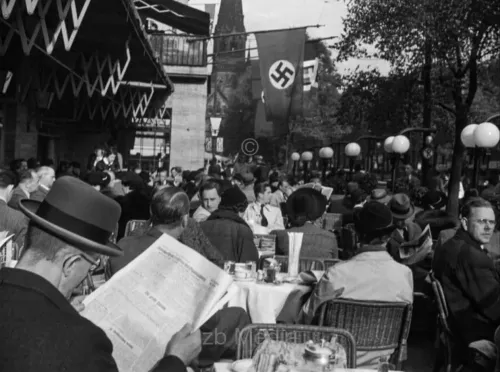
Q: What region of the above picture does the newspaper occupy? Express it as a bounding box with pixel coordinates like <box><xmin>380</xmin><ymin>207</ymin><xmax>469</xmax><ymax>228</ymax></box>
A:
<box><xmin>399</xmin><ymin>224</ymin><xmax>433</xmax><ymax>266</ymax></box>
<box><xmin>297</xmin><ymin>183</ymin><xmax>334</xmax><ymax>200</ymax></box>
<box><xmin>81</xmin><ymin>233</ymin><xmax>235</xmax><ymax>372</ymax></box>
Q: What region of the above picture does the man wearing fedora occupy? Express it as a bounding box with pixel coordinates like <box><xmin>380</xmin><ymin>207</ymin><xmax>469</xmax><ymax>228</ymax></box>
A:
<box><xmin>386</xmin><ymin>193</ymin><xmax>422</xmax><ymax>262</ymax></box>
<box><xmin>0</xmin><ymin>177</ymin><xmax>201</xmax><ymax>372</ymax></box>
<box><xmin>367</xmin><ymin>188</ymin><xmax>392</xmax><ymax>205</ymax></box>
<box><xmin>300</xmin><ymin>201</ymin><xmax>413</xmax><ymax>368</ymax></box>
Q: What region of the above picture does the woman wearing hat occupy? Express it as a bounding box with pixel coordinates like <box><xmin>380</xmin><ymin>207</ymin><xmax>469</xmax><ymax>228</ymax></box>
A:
<box><xmin>272</xmin><ymin>188</ymin><xmax>339</xmax><ymax>258</ymax></box>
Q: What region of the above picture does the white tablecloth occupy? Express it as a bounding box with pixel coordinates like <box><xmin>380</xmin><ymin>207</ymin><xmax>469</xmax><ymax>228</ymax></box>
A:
<box><xmin>229</xmin><ymin>281</ymin><xmax>311</xmax><ymax>323</ymax></box>
<box><xmin>214</xmin><ymin>362</ymin><xmax>400</xmax><ymax>372</ymax></box>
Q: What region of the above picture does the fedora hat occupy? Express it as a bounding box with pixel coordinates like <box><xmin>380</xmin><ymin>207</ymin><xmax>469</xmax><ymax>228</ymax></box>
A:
<box><xmin>368</xmin><ymin>188</ymin><xmax>392</xmax><ymax>204</ymax></box>
<box><xmin>388</xmin><ymin>193</ymin><xmax>415</xmax><ymax>220</ymax></box>
<box><xmin>422</xmin><ymin>190</ymin><xmax>447</xmax><ymax>210</ymax></box>
<box><xmin>19</xmin><ymin>176</ymin><xmax>123</xmax><ymax>257</ymax></box>
<box><xmin>286</xmin><ymin>188</ymin><xmax>327</xmax><ymax>226</ymax></box>
<box><xmin>354</xmin><ymin>201</ymin><xmax>395</xmax><ymax>237</ymax></box>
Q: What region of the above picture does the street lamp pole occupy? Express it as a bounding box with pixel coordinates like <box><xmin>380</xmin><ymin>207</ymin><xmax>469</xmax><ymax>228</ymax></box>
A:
<box><xmin>210</xmin><ymin>117</ymin><xmax>221</xmax><ymax>160</ymax></box>
<box><xmin>345</xmin><ymin>143</ymin><xmax>361</xmax><ymax>181</ymax></box>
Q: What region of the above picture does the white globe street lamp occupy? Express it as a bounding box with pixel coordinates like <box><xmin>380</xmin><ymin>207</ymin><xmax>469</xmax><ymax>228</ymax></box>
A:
<box><xmin>319</xmin><ymin>147</ymin><xmax>334</xmax><ymax>181</ymax></box>
<box><xmin>461</xmin><ymin>122</ymin><xmax>500</xmax><ymax>188</ymax></box>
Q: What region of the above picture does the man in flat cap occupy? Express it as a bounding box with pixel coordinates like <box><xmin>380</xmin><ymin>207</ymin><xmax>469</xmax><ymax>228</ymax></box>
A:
<box><xmin>0</xmin><ymin>176</ymin><xmax>200</xmax><ymax>372</ymax></box>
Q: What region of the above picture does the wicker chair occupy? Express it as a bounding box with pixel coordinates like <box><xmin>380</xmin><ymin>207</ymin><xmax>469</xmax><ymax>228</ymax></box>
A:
<box><xmin>124</xmin><ymin>219</ymin><xmax>150</xmax><ymax>237</ymax></box>
<box><xmin>429</xmin><ymin>271</ymin><xmax>456</xmax><ymax>372</ymax></box>
<box><xmin>318</xmin><ymin>298</ymin><xmax>412</xmax><ymax>369</ymax></box>
<box><xmin>323</xmin><ymin>213</ymin><xmax>343</xmax><ymax>231</ymax></box>
<box><xmin>237</xmin><ymin>324</ymin><xmax>357</xmax><ymax>368</ymax></box>
<box><xmin>323</xmin><ymin>259</ymin><xmax>341</xmax><ymax>270</ymax></box>
<box><xmin>274</xmin><ymin>255</ymin><xmax>325</xmax><ymax>272</ymax></box>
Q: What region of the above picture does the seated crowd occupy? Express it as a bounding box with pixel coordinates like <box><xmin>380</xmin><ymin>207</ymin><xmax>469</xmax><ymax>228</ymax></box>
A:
<box><xmin>1</xmin><ymin>154</ymin><xmax>500</xmax><ymax>372</ymax></box>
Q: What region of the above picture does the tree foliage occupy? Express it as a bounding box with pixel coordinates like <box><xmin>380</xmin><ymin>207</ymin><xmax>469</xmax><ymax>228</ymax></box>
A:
<box><xmin>290</xmin><ymin>37</ymin><xmax>345</xmax><ymax>146</ymax></box>
<box><xmin>335</xmin><ymin>0</ymin><xmax>500</xmax><ymax>215</ymax></box>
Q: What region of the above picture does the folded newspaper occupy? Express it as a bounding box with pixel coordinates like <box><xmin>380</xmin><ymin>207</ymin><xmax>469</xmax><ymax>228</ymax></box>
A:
<box><xmin>399</xmin><ymin>224</ymin><xmax>433</xmax><ymax>266</ymax></box>
<box><xmin>81</xmin><ymin>233</ymin><xmax>237</xmax><ymax>372</ymax></box>
<box><xmin>297</xmin><ymin>183</ymin><xmax>334</xmax><ymax>200</ymax></box>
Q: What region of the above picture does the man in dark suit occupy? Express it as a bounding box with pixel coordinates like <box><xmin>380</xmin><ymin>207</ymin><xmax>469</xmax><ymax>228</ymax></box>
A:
<box><xmin>8</xmin><ymin>168</ymin><xmax>39</xmax><ymax>210</ymax></box>
<box><xmin>30</xmin><ymin>166</ymin><xmax>55</xmax><ymax>202</ymax></box>
<box><xmin>0</xmin><ymin>177</ymin><xmax>201</xmax><ymax>372</ymax></box>
<box><xmin>0</xmin><ymin>170</ymin><xmax>29</xmax><ymax>248</ymax></box>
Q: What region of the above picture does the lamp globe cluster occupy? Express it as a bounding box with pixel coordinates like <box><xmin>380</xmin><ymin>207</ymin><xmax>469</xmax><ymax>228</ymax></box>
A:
<box><xmin>461</xmin><ymin>122</ymin><xmax>500</xmax><ymax>148</ymax></box>
<box><xmin>383</xmin><ymin>135</ymin><xmax>410</xmax><ymax>154</ymax></box>
<box><xmin>345</xmin><ymin>142</ymin><xmax>361</xmax><ymax>157</ymax></box>
<box><xmin>291</xmin><ymin>152</ymin><xmax>300</xmax><ymax>161</ymax></box>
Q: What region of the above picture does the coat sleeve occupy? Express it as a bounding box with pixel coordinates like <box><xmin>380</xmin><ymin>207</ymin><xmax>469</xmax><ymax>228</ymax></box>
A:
<box><xmin>300</xmin><ymin>268</ymin><xmax>345</xmax><ymax>325</ymax></box>
<box><xmin>237</xmin><ymin>226</ymin><xmax>259</xmax><ymax>263</ymax></box>
<box><xmin>456</xmin><ymin>247</ymin><xmax>500</xmax><ymax>322</ymax></box>
<box><xmin>152</xmin><ymin>356</ymin><xmax>187</xmax><ymax>372</ymax></box>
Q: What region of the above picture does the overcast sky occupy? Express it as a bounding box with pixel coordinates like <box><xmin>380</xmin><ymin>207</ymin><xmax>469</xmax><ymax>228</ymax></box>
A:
<box><xmin>242</xmin><ymin>0</ymin><xmax>391</xmax><ymax>76</ymax></box>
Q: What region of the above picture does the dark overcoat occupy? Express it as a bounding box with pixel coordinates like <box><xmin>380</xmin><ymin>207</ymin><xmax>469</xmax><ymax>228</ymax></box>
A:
<box><xmin>0</xmin><ymin>268</ymin><xmax>186</xmax><ymax>372</ymax></box>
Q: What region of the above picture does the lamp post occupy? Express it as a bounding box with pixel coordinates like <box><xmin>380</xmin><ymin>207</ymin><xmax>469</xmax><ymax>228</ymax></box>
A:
<box><xmin>385</xmin><ymin>135</ymin><xmax>410</xmax><ymax>191</ymax></box>
<box><xmin>345</xmin><ymin>142</ymin><xmax>361</xmax><ymax>180</ymax></box>
<box><xmin>461</xmin><ymin>122</ymin><xmax>500</xmax><ymax>188</ymax></box>
<box><xmin>319</xmin><ymin>147</ymin><xmax>334</xmax><ymax>182</ymax></box>
<box><xmin>398</xmin><ymin>127</ymin><xmax>437</xmax><ymax>187</ymax></box>
<box><xmin>291</xmin><ymin>152</ymin><xmax>300</xmax><ymax>178</ymax></box>
<box><xmin>210</xmin><ymin>117</ymin><xmax>221</xmax><ymax>160</ymax></box>
<box><xmin>301</xmin><ymin>151</ymin><xmax>313</xmax><ymax>182</ymax></box>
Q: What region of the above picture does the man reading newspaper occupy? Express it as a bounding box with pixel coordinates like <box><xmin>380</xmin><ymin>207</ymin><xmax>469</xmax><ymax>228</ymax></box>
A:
<box><xmin>108</xmin><ymin>187</ymin><xmax>250</xmax><ymax>369</ymax></box>
<box><xmin>0</xmin><ymin>177</ymin><xmax>200</xmax><ymax>372</ymax></box>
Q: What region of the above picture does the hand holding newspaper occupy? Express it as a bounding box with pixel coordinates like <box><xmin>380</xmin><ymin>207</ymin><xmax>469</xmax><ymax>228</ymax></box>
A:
<box><xmin>81</xmin><ymin>234</ymin><xmax>236</xmax><ymax>372</ymax></box>
<box><xmin>399</xmin><ymin>225</ymin><xmax>433</xmax><ymax>266</ymax></box>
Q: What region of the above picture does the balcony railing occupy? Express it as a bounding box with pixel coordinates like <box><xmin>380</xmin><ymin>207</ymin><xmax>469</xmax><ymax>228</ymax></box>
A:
<box><xmin>148</xmin><ymin>34</ymin><xmax>207</xmax><ymax>67</ymax></box>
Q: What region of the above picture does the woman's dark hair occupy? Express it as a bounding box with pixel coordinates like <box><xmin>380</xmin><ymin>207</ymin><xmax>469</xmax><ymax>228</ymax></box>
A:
<box><xmin>219</xmin><ymin>198</ymin><xmax>248</xmax><ymax>214</ymax></box>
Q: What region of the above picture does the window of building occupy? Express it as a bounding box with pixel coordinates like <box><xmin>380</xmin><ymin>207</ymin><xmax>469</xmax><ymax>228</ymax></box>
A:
<box><xmin>129</xmin><ymin>109</ymin><xmax>172</xmax><ymax>172</ymax></box>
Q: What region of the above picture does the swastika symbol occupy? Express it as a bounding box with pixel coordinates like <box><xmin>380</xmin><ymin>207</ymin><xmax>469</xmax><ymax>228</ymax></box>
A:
<box><xmin>269</xmin><ymin>60</ymin><xmax>296</xmax><ymax>90</ymax></box>
<box><xmin>422</xmin><ymin>147</ymin><xmax>434</xmax><ymax>159</ymax></box>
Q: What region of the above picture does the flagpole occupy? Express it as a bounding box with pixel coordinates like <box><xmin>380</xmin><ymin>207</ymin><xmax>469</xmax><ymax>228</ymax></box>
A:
<box><xmin>189</xmin><ymin>24</ymin><xmax>324</xmax><ymax>42</ymax></box>
<box><xmin>206</xmin><ymin>36</ymin><xmax>338</xmax><ymax>58</ymax></box>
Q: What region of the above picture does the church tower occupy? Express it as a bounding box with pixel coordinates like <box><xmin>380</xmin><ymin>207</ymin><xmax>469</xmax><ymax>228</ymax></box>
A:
<box><xmin>206</xmin><ymin>0</ymin><xmax>247</xmax><ymax>155</ymax></box>
<box><xmin>207</xmin><ymin>0</ymin><xmax>246</xmax><ymax>116</ymax></box>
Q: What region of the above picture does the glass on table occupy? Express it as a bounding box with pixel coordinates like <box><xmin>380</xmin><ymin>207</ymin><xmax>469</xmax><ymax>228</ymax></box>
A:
<box><xmin>264</xmin><ymin>263</ymin><xmax>281</xmax><ymax>283</ymax></box>
<box><xmin>224</xmin><ymin>261</ymin><xmax>235</xmax><ymax>275</ymax></box>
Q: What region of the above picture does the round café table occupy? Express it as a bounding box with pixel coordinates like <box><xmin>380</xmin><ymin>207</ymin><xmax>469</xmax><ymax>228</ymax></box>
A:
<box><xmin>229</xmin><ymin>280</ymin><xmax>312</xmax><ymax>323</ymax></box>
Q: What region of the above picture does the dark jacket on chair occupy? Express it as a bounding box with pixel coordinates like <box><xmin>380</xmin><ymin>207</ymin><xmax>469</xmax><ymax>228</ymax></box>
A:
<box><xmin>272</xmin><ymin>223</ymin><xmax>339</xmax><ymax>258</ymax></box>
<box><xmin>0</xmin><ymin>268</ymin><xmax>187</xmax><ymax>372</ymax></box>
<box><xmin>201</xmin><ymin>209</ymin><xmax>259</xmax><ymax>263</ymax></box>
